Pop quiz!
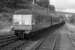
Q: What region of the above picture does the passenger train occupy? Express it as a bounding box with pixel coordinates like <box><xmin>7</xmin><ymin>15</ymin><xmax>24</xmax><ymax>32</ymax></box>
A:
<box><xmin>11</xmin><ymin>8</ymin><xmax>65</xmax><ymax>39</ymax></box>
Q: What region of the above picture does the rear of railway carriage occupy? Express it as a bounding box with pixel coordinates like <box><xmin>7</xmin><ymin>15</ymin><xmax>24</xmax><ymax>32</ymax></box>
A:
<box><xmin>12</xmin><ymin>9</ymin><xmax>34</xmax><ymax>39</ymax></box>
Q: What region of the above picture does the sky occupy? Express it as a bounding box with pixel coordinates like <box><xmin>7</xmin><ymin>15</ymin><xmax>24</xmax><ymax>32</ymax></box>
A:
<box><xmin>50</xmin><ymin>0</ymin><xmax>75</xmax><ymax>13</ymax></box>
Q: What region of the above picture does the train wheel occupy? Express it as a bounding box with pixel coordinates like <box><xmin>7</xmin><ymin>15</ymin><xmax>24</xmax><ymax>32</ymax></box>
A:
<box><xmin>15</xmin><ymin>31</ymin><xmax>25</xmax><ymax>40</ymax></box>
<box><xmin>19</xmin><ymin>33</ymin><xmax>25</xmax><ymax>40</ymax></box>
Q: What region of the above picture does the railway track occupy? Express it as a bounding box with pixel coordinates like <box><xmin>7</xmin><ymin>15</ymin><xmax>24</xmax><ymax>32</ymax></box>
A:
<box><xmin>0</xmin><ymin>34</ymin><xmax>58</xmax><ymax>50</ymax></box>
<box><xmin>17</xmin><ymin>31</ymin><xmax>59</xmax><ymax>50</ymax></box>
<box><xmin>33</xmin><ymin>31</ymin><xmax>60</xmax><ymax>50</ymax></box>
<box><xmin>0</xmin><ymin>23</ymin><xmax>64</xmax><ymax>50</ymax></box>
<box><xmin>0</xmin><ymin>35</ymin><xmax>18</xmax><ymax>48</ymax></box>
<box><xmin>0</xmin><ymin>40</ymin><xmax>30</xmax><ymax>50</ymax></box>
<box><xmin>53</xmin><ymin>33</ymin><xmax>61</xmax><ymax>50</ymax></box>
<box><xmin>15</xmin><ymin>29</ymin><xmax>60</xmax><ymax>50</ymax></box>
<box><xmin>0</xmin><ymin>35</ymin><xmax>29</xmax><ymax>50</ymax></box>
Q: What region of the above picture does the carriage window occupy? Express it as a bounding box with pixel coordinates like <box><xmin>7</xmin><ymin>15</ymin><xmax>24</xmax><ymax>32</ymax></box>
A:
<box><xmin>13</xmin><ymin>14</ymin><xmax>32</xmax><ymax>25</ymax></box>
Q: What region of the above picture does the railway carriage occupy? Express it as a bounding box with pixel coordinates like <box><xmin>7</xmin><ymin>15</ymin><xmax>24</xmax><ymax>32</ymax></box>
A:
<box><xmin>12</xmin><ymin>8</ymin><xmax>65</xmax><ymax>39</ymax></box>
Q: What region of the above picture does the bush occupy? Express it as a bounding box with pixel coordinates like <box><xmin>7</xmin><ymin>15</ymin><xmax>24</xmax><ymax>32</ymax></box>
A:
<box><xmin>69</xmin><ymin>16</ymin><xmax>75</xmax><ymax>24</ymax></box>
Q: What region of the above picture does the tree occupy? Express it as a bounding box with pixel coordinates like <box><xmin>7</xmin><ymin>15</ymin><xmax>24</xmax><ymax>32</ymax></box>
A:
<box><xmin>48</xmin><ymin>5</ymin><xmax>55</xmax><ymax>11</ymax></box>
<box><xmin>15</xmin><ymin>0</ymin><xmax>33</xmax><ymax>9</ymax></box>
<box><xmin>69</xmin><ymin>15</ymin><xmax>75</xmax><ymax>24</ymax></box>
<box><xmin>35</xmin><ymin>0</ymin><xmax>49</xmax><ymax>8</ymax></box>
<box><xmin>0</xmin><ymin>0</ymin><xmax>33</xmax><ymax>12</ymax></box>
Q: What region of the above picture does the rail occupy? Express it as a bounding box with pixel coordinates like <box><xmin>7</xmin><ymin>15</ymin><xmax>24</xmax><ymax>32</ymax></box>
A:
<box><xmin>0</xmin><ymin>35</ymin><xmax>18</xmax><ymax>48</ymax></box>
<box><xmin>0</xmin><ymin>22</ymin><xmax>64</xmax><ymax>50</ymax></box>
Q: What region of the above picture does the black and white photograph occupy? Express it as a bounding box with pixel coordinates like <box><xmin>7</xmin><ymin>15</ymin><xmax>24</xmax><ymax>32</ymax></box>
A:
<box><xmin>0</xmin><ymin>0</ymin><xmax>74</xmax><ymax>50</ymax></box>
